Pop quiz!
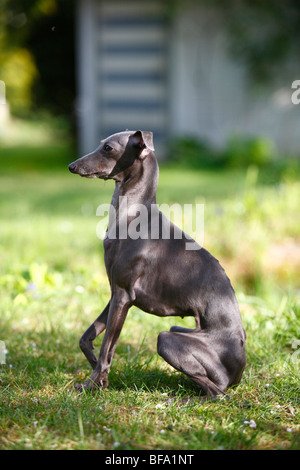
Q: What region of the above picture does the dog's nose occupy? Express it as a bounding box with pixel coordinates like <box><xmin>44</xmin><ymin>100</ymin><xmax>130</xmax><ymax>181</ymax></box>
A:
<box><xmin>68</xmin><ymin>162</ymin><xmax>77</xmax><ymax>173</ymax></box>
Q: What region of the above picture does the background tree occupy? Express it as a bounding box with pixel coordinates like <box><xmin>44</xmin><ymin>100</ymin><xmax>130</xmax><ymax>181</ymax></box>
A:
<box><xmin>0</xmin><ymin>0</ymin><xmax>75</xmax><ymax>116</ymax></box>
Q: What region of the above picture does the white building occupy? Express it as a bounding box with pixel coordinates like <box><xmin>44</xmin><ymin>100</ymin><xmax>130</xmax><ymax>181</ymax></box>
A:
<box><xmin>76</xmin><ymin>0</ymin><xmax>300</xmax><ymax>157</ymax></box>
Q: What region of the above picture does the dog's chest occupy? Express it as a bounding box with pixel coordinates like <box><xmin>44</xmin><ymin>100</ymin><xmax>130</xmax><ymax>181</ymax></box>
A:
<box><xmin>103</xmin><ymin>237</ymin><xmax>132</xmax><ymax>282</ymax></box>
<box><xmin>103</xmin><ymin>236</ymin><xmax>118</xmax><ymax>271</ymax></box>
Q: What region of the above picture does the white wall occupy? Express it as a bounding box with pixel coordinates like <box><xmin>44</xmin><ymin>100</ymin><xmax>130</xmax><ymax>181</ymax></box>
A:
<box><xmin>169</xmin><ymin>4</ymin><xmax>300</xmax><ymax>154</ymax></box>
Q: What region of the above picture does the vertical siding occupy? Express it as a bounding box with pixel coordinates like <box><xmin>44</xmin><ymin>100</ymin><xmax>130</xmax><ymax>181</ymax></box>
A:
<box><xmin>95</xmin><ymin>0</ymin><xmax>169</xmax><ymax>153</ymax></box>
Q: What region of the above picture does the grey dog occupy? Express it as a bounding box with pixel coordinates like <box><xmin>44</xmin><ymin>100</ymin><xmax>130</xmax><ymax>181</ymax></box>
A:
<box><xmin>68</xmin><ymin>130</ymin><xmax>246</xmax><ymax>398</ymax></box>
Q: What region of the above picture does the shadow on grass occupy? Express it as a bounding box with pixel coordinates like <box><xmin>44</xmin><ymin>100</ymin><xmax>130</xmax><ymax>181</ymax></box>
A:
<box><xmin>0</xmin><ymin>323</ymin><xmax>200</xmax><ymax>397</ymax></box>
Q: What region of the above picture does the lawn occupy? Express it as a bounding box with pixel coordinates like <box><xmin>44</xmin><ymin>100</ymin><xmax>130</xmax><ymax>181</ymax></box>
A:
<box><xmin>0</xmin><ymin>119</ymin><xmax>299</xmax><ymax>450</ymax></box>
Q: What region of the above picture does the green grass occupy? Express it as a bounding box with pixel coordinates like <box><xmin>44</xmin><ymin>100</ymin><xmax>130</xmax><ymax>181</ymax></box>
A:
<box><xmin>0</xmin><ymin>120</ymin><xmax>299</xmax><ymax>450</ymax></box>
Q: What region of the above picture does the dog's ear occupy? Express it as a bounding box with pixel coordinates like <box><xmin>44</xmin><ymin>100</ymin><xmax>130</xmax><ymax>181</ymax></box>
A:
<box><xmin>132</xmin><ymin>130</ymin><xmax>155</xmax><ymax>157</ymax></box>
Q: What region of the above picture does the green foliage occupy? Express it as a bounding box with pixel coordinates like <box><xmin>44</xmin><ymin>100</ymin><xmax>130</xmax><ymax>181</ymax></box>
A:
<box><xmin>0</xmin><ymin>0</ymin><xmax>75</xmax><ymax>116</ymax></box>
<box><xmin>168</xmin><ymin>134</ymin><xmax>295</xmax><ymax>170</ymax></box>
<box><xmin>0</xmin><ymin>1</ymin><xmax>45</xmax><ymax>114</ymax></box>
<box><xmin>0</xmin><ymin>48</ymin><xmax>38</xmax><ymax>114</ymax></box>
<box><xmin>224</xmin><ymin>135</ymin><xmax>275</xmax><ymax>167</ymax></box>
<box><xmin>169</xmin><ymin>137</ymin><xmax>221</xmax><ymax>168</ymax></box>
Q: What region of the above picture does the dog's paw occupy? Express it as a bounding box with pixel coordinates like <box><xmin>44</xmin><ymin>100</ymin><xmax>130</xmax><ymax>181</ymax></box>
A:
<box><xmin>74</xmin><ymin>381</ymin><xmax>94</xmax><ymax>393</ymax></box>
<box><xmin>74</xmin><ymin>375</ymin><xmax>109</xmax><ymax>392</ymax></box>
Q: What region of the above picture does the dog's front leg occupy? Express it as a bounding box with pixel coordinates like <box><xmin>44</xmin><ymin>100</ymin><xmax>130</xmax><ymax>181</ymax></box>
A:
<box><xmin>78</xmin><ymin>288</ymin><xmax>131</xmax><ymax>391</ymax></box>
<box><xmin>78</xmin><ymin>302</ymin><xmax>110</xmax><ymax>369</ymax></box>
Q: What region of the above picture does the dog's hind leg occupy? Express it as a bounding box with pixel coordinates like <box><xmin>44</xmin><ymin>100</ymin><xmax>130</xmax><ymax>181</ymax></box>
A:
<box><xmin>157</xmin><ymin>330</ymin><xmax>229</xmax><ymax>398</ymax></box>
<box><xmin>170</xmin><ymin>326</ymin><xmax>197</xmax><ymax>333</ymax></box>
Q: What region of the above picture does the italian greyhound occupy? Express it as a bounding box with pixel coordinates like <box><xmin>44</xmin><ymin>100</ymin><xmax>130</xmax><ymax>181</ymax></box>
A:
<box><xmin>68</xmin><ymin>130</ymin><xmax>246</xmax><ymax>398</ymax></box>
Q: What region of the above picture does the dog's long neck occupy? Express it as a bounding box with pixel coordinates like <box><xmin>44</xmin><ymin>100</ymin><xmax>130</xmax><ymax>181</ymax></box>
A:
<box><xmin>111</xmin><ymin>152</ymin><xmax>159</xmax><ymax>212</ymax></box>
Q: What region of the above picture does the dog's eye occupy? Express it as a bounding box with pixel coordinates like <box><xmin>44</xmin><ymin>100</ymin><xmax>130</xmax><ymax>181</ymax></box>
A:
<box><xmin>104</xmin><ymin>144</ymin><xmax>113</xmax><ymax>152</ymax></box>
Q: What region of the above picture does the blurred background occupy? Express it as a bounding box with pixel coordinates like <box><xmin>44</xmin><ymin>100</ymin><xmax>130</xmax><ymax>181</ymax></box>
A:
<box><xmin>0</xmin><ymin>0</ymin><xmax>300</xmax><ymax>301</ymax></box>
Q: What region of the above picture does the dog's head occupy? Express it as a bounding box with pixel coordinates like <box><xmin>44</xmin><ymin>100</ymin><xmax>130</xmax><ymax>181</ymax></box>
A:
<box><xmin>68</xmin><ymin>130</ymin><xmax>154</xmax><ymax>180</ymax></box>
